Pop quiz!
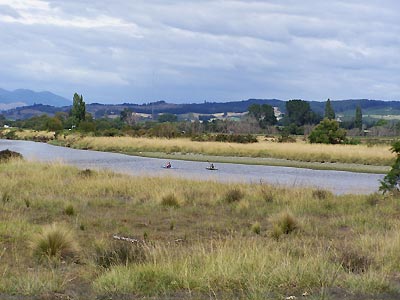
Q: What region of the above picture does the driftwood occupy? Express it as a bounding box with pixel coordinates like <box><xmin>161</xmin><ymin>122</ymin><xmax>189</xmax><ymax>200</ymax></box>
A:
<box><xmin>112</xmin><ymin>234</ymin><xmax>185</xmax><ymax>244</ymax></box>
<box><xmin>112</xmin><ymin>235</ymin><xmax>140</xmax><ymax>243</ymax></box>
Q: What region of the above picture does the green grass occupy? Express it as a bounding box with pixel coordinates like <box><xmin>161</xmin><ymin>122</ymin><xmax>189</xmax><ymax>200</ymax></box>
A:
<box><xmin>1</xmin><ymin>159</ymin><xmax>400</xmax><ymax>299</ymax></box>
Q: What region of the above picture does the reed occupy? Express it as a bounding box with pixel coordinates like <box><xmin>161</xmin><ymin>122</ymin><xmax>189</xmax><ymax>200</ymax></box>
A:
<box><xmin>60</xmin><ymin>135</ymin><xmax>394</xmax><ymax>166</ymax></box>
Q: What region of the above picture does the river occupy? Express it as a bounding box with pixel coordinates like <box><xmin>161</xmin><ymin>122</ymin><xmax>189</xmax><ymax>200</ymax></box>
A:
<box><xmin>0</xmin><ymin>139</ymin><xmax>384</xmax><ymax>195</ymax></box>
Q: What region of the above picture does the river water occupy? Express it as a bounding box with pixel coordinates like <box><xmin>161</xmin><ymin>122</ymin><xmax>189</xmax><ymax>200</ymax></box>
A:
<box><xmin>0</xmin><ymin>139</ymin><xmax>384</xmax><ymax>195</ymax></box>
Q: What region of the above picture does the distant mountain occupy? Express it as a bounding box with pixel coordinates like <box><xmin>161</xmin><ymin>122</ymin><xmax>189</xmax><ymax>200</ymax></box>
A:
<box><xmin>0</xmin><ymin>88</ymin><xmax>71</xmax><ymax>109</ymax></box>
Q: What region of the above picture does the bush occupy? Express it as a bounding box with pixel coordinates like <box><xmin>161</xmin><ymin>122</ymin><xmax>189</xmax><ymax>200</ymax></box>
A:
<box><xmin>191</xmin><ymin>133</ymin><xmax>258</xmax><ymax>144</ymax></box>
<box><xmin>309</xmin><ymin>118</ymin><xmax>347</xmax><ymax>144</ymax></box>
<box><xmin>380</xmin><ymin>141</ymin><xmax>400</xmax><ymax>193</ymax></box>
<box><xmin>0</xmin><ymin>149</ymin><xmax>23</xmax><ymax>162</ymax></box>
<box><xmin>31</xmin><ymin>224</ymin><xmax>79</xmax><ymax>261</ymax></box>
<box><xmin>224</xmin><ymin>188</ymin><xmax>244</xmax><ymax>203</ymax></box>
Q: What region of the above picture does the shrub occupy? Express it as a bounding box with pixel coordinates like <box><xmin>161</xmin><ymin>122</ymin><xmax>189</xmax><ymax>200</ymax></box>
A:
<box><xmin>309</xmin><ymin>118</ymin><xmax>347</xmax><ymax>144</ymax></box>
<box><xmin>224</xmin><ymin>188</ymin><xmax>244</xmax><ymax>203</ymax></box>
<box><xmin>31</xmin><ymin>224</ymin><xmax>79</xmax><ymax>261</ymax></box>
<box><xmin>93</xmin><ymin>240</ymin><xmax>148</xmax><ymax>268</ymax></box>
<box><xmin>191</xmin><ymin>133</ymin><xmax>258</xmax><ymax>144</ymax></box>
<box><xmin>0</xmin><ymin>149</ymin><xmax>23</xmax><ymax>162</ymax></box>
<box><xmin>380</xmin><ymin>141</ymin><xmax>400</xmax><ymax>194</ymax></box>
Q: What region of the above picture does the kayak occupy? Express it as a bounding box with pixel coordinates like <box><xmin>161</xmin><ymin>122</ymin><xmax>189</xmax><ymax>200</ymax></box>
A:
<box><xmin>206</xmin><ymin>167</ymin><xmax>218</xmax><ymax>171</ymax></box>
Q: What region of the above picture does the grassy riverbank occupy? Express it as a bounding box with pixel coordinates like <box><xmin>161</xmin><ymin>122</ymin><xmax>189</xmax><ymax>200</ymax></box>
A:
<box><xmin>1</xmin><ymin>159</ymin><xmax>400</xmax><ymax>299</ymax></box>
<box><xmin>48</xmin><ymin>134</ymin><xmax>394</xmax><ymax>173</ymax></box>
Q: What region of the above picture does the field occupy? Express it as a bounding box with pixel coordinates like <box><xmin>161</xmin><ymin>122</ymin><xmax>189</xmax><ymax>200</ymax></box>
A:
<box><xmin>1</xmin><ymin>159</ymin><xmax>400</xmax><ymax>299</ymax></box>
<box><xmin>52</xmin><ymin>135</ymin><xmax>395</xmax><ymax>168</ymax></box>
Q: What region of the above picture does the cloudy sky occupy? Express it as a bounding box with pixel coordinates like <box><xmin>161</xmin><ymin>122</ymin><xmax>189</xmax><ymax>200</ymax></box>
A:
<box><xmin>0</xmin><ymin>0</ymin><xmax>399</xmax><ymax>103</ymax></box>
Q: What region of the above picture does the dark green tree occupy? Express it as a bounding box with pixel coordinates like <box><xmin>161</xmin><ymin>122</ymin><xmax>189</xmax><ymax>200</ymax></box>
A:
<box><xmin>324</xmin><ymin>98</ymin><xmax>335</xmax><ymax>120</ymax></box>
<box><xmin>45</xmin><ymin>117</ymin><xmax>63</xmax><ymax>131</ymax></box>
<box><xmin>158</xmin><ymin>113</ymin><xmax>178</xmax><ymax>123</ymax></box>
<box><xmin>120</xmin><ymin>108</ymin><xmax>131</xmax><ymax>122</ymax></box>
<box><xmin>308</xmin><ymin>118</ymin><xmax>347</xmax><ymax>144</ymax></box>
<box><xmin>354</xmin><ymin>105</ymin><xmax>362</xmax><ymax>130</ymax></box>
<box><xmin>71</xmin><ymin>93</ymin><xmax>86</xmax><ymax>126</ymax></box>
<box><xmin>380</xmin><ymin>141</ymin><xmax>400</xmax><ymax>194</ymax></box>
<box><xmin>285</xmin><ymin>99</ymin><xmax>319</xmax><ymax>126</ymax></box>
<box><xmin>248</xmin><ymin>104</ymin><xmax>277</xmax><ymax>128</ymax></box>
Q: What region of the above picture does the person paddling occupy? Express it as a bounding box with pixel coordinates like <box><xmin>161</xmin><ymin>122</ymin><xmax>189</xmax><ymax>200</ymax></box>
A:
<box><xmin>166</xmin><ymin>162</ymin><xmax>171</xmax><ymax>168</ymax></box>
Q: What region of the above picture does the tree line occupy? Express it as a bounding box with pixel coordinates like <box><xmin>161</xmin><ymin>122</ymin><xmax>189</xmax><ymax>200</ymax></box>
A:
<box><xmin>2</xmin><ymin>93</ymin><xmax>400</xmax><ymax>144</ymax></box>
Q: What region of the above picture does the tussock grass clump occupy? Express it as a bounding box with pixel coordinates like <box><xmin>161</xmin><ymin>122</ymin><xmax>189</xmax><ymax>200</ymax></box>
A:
<box><xmin>271</xmin><ymin>211</ymin><xmax>299</xmax><ymax>239</ymax></box>
<box><xmin>312</xmin><ymin>188</ymin><xmax>332</xmax><ymax>200</ymax></box>
<box><xmin>64</xmin><ymin>204</ymin><xmax>75</xmax><ymax>216</ymax></box>
<box><xmin>78</xmin><ymin>168</ymin><xmax>94</xmax><ymax>177</ymax></box>
<box><xmin>365</xmin><ymin>193</ymin><xmax>381</xmax><ymax>206</ymax></box>
<box><xmin>30</xmin><ymin>223</ymin><xmax>79</xmax><ymax>261</ymax></box>
<box><xmin>260</xmin><ymin>188</ymin><xmax>274</xmax><ymax>203</ymax></box>
<box><xmin>160</xmin><ymin>193</ymin><xmax>180</xmax><ymax>208</ymax></box>
<box><xmin>333</xmin><ymin>244</ymin><xmax>373</xmax><ymax>273</ymax></box>
<box><xmin>235</xmin><ymin>199</ymin><xmax>250</xmax><ymax>213</ymax></box>
<box><xmin>93</xmin><ymin>240</ymin><xmax>148</xmax><ymax>268</ymax></box>
<box><xmin>0</xmin><ymin>149</ymin><xmax>23</xmax><ymax>162</ymax></box>
<box><xmin>1</xmin><ymin>191</ymin><xmax>11</xmax><ymax>204</ymax></box>
<box><xmin>224</xmin><ymin>188</ymin><xmax>244</xmax><ymax>203</ymax></box>
<box><xmin>251</xmin><ymin>222</ymin><xmax>261</xmax><ymax>235</ymax></box>
<box><xmin>94</xmin><ymin>265</ymin><xmax>183</xmax><ymax>295</ymax></box>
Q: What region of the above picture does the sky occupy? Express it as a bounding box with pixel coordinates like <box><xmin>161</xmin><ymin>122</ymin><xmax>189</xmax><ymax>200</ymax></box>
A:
<box><xmin>0</xmin><ymin>0</ymin><xmax>399</xmax><ymax>104</ymax></box>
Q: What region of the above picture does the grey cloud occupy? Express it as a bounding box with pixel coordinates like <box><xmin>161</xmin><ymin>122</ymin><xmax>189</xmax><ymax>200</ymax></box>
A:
<box><xmin>0</xmin><ymin>0</ymin><xmax>399</xmax><ymax>103</ymax></box>
<box><xmin>0</xmin><ymin>4</ymin><xmax>20</xmax><ymax>18</ymax></box>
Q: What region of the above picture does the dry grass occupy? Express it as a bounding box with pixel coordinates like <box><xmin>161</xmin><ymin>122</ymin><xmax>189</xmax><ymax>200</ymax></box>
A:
<box><xmin>60</xmin><ymin>135</ymin><xmax>394</xmax><ymax>166</ymax></box>
<box><xmin>1</xmin><ymin>159</ymin><xmax>400</xmax><ymax>299</ymax></box>
<box><xmin>16</xmin><ymin>130</ymin><xmax>55</xmax><ymax>140</ymax></box>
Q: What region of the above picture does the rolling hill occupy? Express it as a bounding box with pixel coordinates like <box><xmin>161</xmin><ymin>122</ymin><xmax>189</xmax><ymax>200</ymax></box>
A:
<box><xmin>0</xmin><ymin>88</ymin><xmax>71</xmax><ymax>109</ymax></box>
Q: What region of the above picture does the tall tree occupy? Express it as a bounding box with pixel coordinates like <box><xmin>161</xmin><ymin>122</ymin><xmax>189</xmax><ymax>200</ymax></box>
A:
<box><xmin>324</xmin><ymin>98</ymin><xmax>335</xmax><ymax>120</ymax></box>
<box><xmin>71</xmin><ymin>93</ymin><xmax>86</xmax><ymax>126</ymax></box>
<box><xmin>354</xmin><ymin>105</ymin><xmax>362</xmax><ymax>130</ymax></box>
<box><xmin>285</xmin><ymin>99</ymin><xmax>319</xmax><ymax>126</ymax></box>
<box><xmin>248</xmin><ymin>104</ymin><xmax>277</xmax><ymax>128</ymax></box>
